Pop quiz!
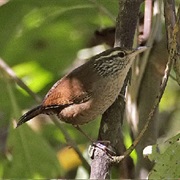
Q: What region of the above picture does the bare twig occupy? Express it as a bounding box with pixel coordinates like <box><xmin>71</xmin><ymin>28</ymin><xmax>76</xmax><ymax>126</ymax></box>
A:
<box><xmin>0</xmin><ymin>58</ymin><xmax>41</xmax><ymax>103</ymax></box>
<box><xmin>0</xmin><ymin>57</ymin><xmax>90</xmax><ymax>172</ymax></box>
<box><xmin>112</xmin><ymin>0</ymin><xmax>179</xmax><ymax>164</ymax></box>
<box><xmin>136</xmin><ymin>0</ymin><xmax>163</xmax><ymax>99</ymax></box>
<box><xmin>51</xmin><ymin>116</ymin><xmax>90</xmax><ymax>172</ymax></box>
<box><xmin>173</xmin><ymin>4</ymin><xmax>180</xmax><ymax>85</ymax></box>
<box><xmin>90</xmin><ymin>0</ymin><xmax>143</xmax><ymax>179</ymax></box>
<box><xmin>126</xmin><ymin>1</ymin><xmax>163</xmax><ymax>144</ymax></box>
<box><xmin>89</xmin><ymin>143</ymin><xmax>111</xmax><ymax>179</ymax></box>
<box><xmin>139</xmin><ymin>0</ymin><xmax>153</xmax><ymax>43</ymax></box>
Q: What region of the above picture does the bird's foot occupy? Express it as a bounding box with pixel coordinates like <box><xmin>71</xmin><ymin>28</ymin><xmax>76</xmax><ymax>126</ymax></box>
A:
<box><xmin>88</xmin><ymin>141</ymin><xmax>116</xmax><ymax>159</ymax></box>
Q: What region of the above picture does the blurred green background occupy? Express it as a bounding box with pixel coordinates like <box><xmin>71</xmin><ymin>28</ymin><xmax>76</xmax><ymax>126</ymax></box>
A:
<box><xmin>0</xmin><ymin>0</ymin><xmax>179</xmax><ymax>179</ymax></box>
<box><xmin>0</xmin><ymin>0</ymin><xmax>118</xmax><ymax>178</ymax></box>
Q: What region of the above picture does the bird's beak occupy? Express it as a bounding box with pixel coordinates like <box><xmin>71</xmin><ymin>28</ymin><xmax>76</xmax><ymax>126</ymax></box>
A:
<box><xmin>130</xmin><ymin>46</ymin><xmax>148</xmax><ymax>57</ymax></box>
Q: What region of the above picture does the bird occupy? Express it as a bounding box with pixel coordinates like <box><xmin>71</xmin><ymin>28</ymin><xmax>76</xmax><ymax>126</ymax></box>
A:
<box><xmin>17</xmin><ymin>46</ymin><xmax>147</xmax><ymax>127</ymax></box>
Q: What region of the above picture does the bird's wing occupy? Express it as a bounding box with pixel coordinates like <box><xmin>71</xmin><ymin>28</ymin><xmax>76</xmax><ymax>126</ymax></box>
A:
<box><xmin>42</xmin><ymin>60</ymin><xmax>97</xmax><ymax>107</ymax></box>
<box><xmin>42</xmin><ymin>75</ymin><xmax>93</xmax><ymax>107</ymax></box>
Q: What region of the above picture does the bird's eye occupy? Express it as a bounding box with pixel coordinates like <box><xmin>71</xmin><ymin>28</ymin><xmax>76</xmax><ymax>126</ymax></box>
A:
<box><xmin>118</xmin><ymin>51</ymin><xmax>125</xmax><ymax>58</ymax></box>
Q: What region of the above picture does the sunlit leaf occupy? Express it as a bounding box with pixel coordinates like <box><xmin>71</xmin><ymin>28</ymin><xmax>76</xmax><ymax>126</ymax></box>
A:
<box><xmin>123</xmin><ymin>125</ymin><xmax>137</xmax><ymax>164</ymax></box>
<box><xmin>13</xmin><ymin>61</ymin><xmax>53</xmax><ymax>93</ymax></box>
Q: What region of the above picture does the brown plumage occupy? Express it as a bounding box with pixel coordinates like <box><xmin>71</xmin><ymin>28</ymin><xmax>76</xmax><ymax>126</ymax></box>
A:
<box><xmin>17</xmin><ymin>47</ymin><xmax>147</xmax><ymax>127</ymax></box>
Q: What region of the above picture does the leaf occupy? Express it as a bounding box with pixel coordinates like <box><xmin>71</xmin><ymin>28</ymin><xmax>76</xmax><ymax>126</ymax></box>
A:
<box><xmin>13</xmin><ymin>61</ymin><xmax>53</xmax><ymax>93</ymax></box>
<box><xmin>4</xmin><ymin>123</ymin><xmax>62</xmax><ymax>178</ymax></box>
<box><xmin>148</xmin><ymin>133</ymin><xmax>180</xmax><ymax>179</ymax></box>
<box><xmin>57</xmin><ymin>145</ymin><xmax>85</xmax><ymax>171</ymax></box>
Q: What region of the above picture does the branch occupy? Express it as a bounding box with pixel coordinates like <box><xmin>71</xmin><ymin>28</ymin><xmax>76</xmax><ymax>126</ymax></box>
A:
<box><xmin>115</xmin><ymin>0</ymin><xmax>144</xmax><ymax>48</ymax></box>
<box><xmin>0</xmin><ymin>57</ymin><xmax>90</xmax><ymax>172</ymax></box>
<box><xmin>112</xmin><ymin>0</ymin><xmax>179</xmax><ymax>163</ymax></box>
<box><xmin>135</xmin><ymin>0</ymin><xmax>163</xmax><ymax>99</ymax></box>
<box><xmin>139</xmin><ymin>0</ymin><xmax>153</xmax><ymax>43</ymax></box>
<box><xmin>90</xmin><ymin>0</ymin><xmax>143</xmax><ymax>179</ymax></box>
<box><xmin>173</xmin><ymin>4</ymin><xmax>180</xmax><ymax>85</ymax></box>
<box><xmin>0</xmin><ymin>58</ymin><xmax>41</xmax><ymax>103</ymax></box>
<box><xmin>89</xmin><ymin>143</ymin><xmax>111</xmax><ymax>179</ymax></box>
<box><xmin>51</xmin><ymin>116</ymin><xmax>90</xmax><ymax>172</ymax></box>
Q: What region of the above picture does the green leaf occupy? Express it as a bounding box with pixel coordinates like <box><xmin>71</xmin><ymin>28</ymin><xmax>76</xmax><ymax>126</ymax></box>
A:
<box><xmin>4</xmin><ymin>124</ymin><xmax>62</xmax><ymax>178</ymax></box>
<box><xmin>13</xmin><ymin>61</ymin><xmax>53</xmax><ymax>93</ymax></box>
<box><xmin>148</xmin><ymin>133</ymin><xmax>180</xmax><ymax>179</ymax></box>
<box><xmin>3</xmin><ymin>81</ymin><xmax>62</xmax><ymax>178</ymax></box>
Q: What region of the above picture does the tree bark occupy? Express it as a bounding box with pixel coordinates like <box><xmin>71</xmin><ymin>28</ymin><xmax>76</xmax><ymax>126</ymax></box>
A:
<box><xmin>90</xmin><ymin>0</ymin><xmax>144</xmax><ymax>179</ymax></box>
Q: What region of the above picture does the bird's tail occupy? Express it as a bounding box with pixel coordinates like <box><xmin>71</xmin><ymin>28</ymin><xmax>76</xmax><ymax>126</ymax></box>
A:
<box><xmin>17</xmin><ymin>105</ymin><xmax>43</xmax><ymax>128</ymax></box>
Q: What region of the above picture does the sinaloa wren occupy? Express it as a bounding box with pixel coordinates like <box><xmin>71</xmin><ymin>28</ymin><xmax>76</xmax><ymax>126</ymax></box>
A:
<box><xmin>17</xmin><ymin>47</ymin><xmax>147</xmax><ymax>127</ymax></box>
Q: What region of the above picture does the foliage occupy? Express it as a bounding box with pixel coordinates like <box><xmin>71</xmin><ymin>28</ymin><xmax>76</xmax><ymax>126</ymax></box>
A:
<box><xmin>148</xmin><ymin>133</ymin><xmax>180</xmax><ymax>179</ymax></box>
<box><xmin>0</xmin><ymin>0</ymin><xmax>116</xmax><ymax>178</ymax></box>
<box><xmin>0</xmin><ymin>0</ymin><xmax>179</xmax><ymax>179</ymax></box>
